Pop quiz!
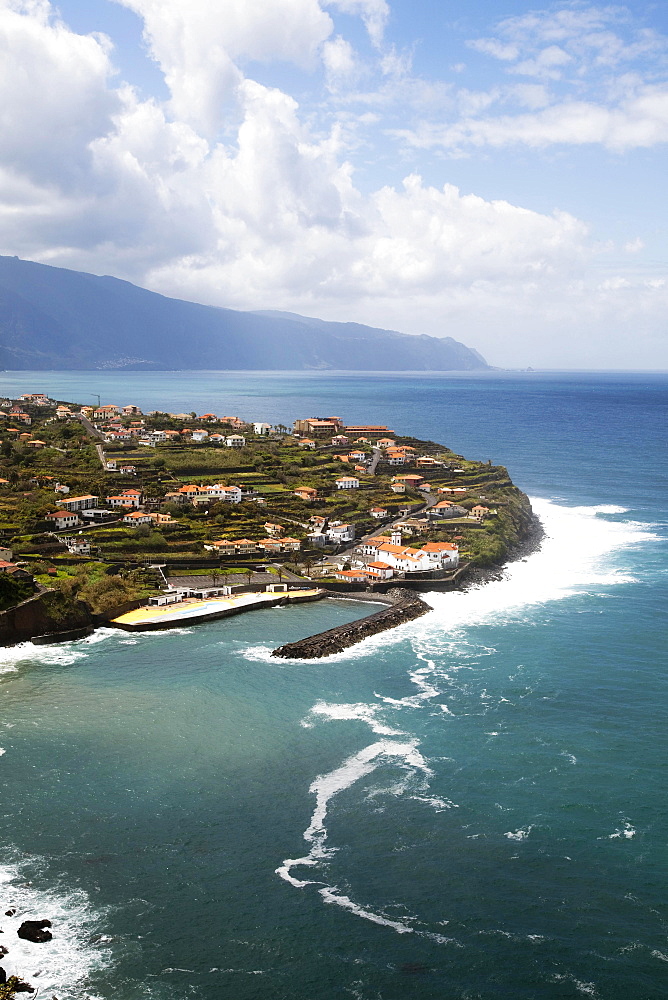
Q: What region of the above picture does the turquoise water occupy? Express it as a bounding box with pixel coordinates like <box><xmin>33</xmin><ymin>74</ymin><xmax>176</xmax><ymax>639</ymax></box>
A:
<box><xmin>0</xmin><ymin>371</ymin><xmax>666</xmax><ymax>999</ymax></box>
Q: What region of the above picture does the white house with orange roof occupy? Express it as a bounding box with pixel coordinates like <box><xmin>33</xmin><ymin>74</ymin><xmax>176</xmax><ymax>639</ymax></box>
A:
<box><xmin>335</xmin><ymin>476</ymin><xmax>359</xmax><ymax>489</ymax></box>
<box><xmin>61</xmin><ymin>494</ymin><xmax>99</xmax><ymax>512</ymax></box>
<box><xmin>327</xmin><ymin>523</ymin><xmax>355</xmax><ymax>543</ymax></box>
<box><xmin>123</xmin><ymin>511</ymin><xmax>152</xmax><ymax>525</ymax></box>
<box><xmin>365</xmin><ymin>561</ymin><xmax>394</xmax><ymax>580</ymax></box>
<box><xmin>46</xmin><ymin>510</ymin><xmax>80</xmax><ymax>530</ymax></box>
<box><xmin>107</xmin><ymin>494</ymin><xmax>139</xmax><ymax>508</ymax></box>
<box><xmin>334</xmin><ymin>568</ymin><xmax>368</xmax><ymax>583</ymax></box>
<box><xmin>421</xmin><ymin>542</ymin><xmax>459</xmax><ymax>569</ymax></box>
<box><xmin>225</xmin><ymin>434</ymin><xmax>246</xmax><ymax>448</ymax></box>
<box><xmin>429</xmin><ymin>500</ymin><xmax>467</xmax><ymax>519</ymax></box>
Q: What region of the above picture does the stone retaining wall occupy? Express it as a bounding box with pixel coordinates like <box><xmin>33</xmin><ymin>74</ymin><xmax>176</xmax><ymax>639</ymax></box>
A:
<box><xmin>271</xmin><ymin>588</ymin><xmax>431</xmax><ymax>659</ymax></box>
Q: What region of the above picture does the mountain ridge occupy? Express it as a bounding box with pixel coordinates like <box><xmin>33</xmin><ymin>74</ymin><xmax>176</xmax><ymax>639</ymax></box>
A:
<box><xmin>0</xmin><ymin>256</ymin><xmax>488</xmax><ymax>372</ymax></box>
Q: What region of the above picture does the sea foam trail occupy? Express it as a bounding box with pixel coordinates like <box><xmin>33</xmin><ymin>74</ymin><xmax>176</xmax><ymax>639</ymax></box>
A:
<box><xmin>0</xmin><ymin>857</ymin><xmax>111</xmax><ymax>998</ymax></box>
<box><xmin>277</xmin><ymin>500</ymin><xmax>658</xmax><ymax>936</ymax></box>
<box><xmin>277</xmin><ymin>739</ymin><xmax>431</xmax><ymax>890</ymax></box>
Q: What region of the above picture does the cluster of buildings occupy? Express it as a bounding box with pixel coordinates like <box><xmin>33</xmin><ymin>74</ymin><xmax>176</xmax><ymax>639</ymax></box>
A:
<box><xmin>332</xmin><ymin>528</ymin><xmax>460</xmax><ymax>584</ymax></box>
<box><xmin>44</xmin><ymin>489</ymin><xmax>170</xmax><ymax>530</ymax></box>
<box><xmin>0</xmin><ymin>545</ymin><xmax>33</xmax><ymax>582</ymax></box>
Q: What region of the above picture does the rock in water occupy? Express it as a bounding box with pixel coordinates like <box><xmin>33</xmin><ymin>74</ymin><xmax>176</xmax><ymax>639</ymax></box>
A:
<box><xmin>17</xmin><ymin>919</ymin><xmax>52</xmax><ymax>943</ymax></box>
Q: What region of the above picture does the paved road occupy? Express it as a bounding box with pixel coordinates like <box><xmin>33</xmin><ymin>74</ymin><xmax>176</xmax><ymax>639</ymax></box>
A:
<box><xmin>78</xmin><ymin>412</ymin><xmax>104</xmax><ymax>440</ymax></box>
<box><xmin>368</xmin><ymin>446</ymin><xmax>382</xmax><ymax>475</ymax></box>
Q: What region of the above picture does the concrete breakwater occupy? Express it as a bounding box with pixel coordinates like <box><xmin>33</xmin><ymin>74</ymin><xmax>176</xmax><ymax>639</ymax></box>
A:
<box><xmin>271</xmin><ymin>588</ymin><xmax>431</xmax><ymax>659</ymax></box>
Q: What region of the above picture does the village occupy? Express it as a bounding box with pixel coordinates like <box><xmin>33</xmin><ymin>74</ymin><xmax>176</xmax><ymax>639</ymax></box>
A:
<box><xmin>0</xmin><ymin>393</ymin><xmax>534</xmax><ymax>626</ymax></box>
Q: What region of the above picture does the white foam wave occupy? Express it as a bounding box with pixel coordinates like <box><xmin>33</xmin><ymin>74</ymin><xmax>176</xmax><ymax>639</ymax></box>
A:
<box><xmin>0</xmin><ymin>641</ymin><xmax>88</xmax><ymax>672</ymax></box>
<box><xmin>0</xmin><ymin>857</ymin><xmax>111</xmax><ymax>998</ymax></box>
<box><xmin>77</xmin><ymin>627</ymin><xmax>118</xmax><ymax>645</ymax></box>
<box><xmin>277</xmin><ymin>739</ymin><xmax>431</xmax><ymax>889</ymax></box>
<box><xmin>413</xmin><ymin>498</ymin><xmax>657</xmax><ymax>643</ymax></box>
<box><xmin>409</xmin><ymin>794</ymin><xmax>458</xmax><ymax>811</ymax></box>
<box><xmin>504</xmin><ymin>825</ymin><xmax>533</xmax><ymax>841</ymax></box>
<box><xmin>606</xmin><ymin>820</ymin><xmax>636</xmax><ymax>840</ymax></box>
<box><xmin>304</xmin><ymin>701</ymin><xmax>405</xmax><ymax>736</ymax></box>
<box><xmin>375</xmin><ymin>655</ymin><xmax>441</xmax><ymax>708</ymax></box>
<box><xmin>318</xmin><ymin>887</ymin><xmax>414</xmax><ymax>933</ymax></box>
<box><xmin>552</xmin><ymin>973</ymin><xmax>600</xmax><ymax>997</ymax></box>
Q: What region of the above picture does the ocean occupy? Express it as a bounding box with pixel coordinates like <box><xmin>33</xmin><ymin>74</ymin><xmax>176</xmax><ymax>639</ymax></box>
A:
<box><xmin>0</xmin><ymin>370</ymin><xmax>666</xmax><ymax>1000</ymax></box>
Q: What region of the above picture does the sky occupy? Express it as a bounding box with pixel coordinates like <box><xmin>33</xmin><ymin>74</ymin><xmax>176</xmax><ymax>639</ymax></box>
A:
<box><xmin>1</xmin><ymin>0</ymin><xmax>667</xmax><ymax>368</ymax></box>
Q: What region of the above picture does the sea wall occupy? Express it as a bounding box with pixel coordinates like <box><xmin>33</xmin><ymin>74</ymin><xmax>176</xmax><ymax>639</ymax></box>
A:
<box><xmin>271</xmin><ymin>588</ymin><xmax>431</xmax><ymax>659</ymax></box>
<box><xmin>0</xmin><ymin>592</ymin><xmax>94</xmax><ymax>646</ymax></box>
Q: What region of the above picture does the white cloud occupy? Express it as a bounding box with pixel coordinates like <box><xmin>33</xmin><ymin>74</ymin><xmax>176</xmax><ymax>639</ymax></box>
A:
<box><xmin>0</xmin><ymin>0</ymin><xmax>119</xmax><ymax>186</ymax></box>
<box><xmin>0</xmin><ymin>0</ymin><xmax>666</xmax><ymax>369</ymax></box>
<box><xmin>112</xmin><ymin>0</ymin><xmax>334</xmax><ymax>134</ymax></box>
<box><xmin>322</xmin><ymin>35</ymin><xmax>359</xmax><ymax>90</ymax></box>
<box><xmin>327</xmin><ymin>0</ymin><xmax>389</xmax><ymax>49</ymax></box>
<box><xmin>399</xmin><ymin>84</ymin><xmax>668</xmax><ymax>152</ymax></box>
<box><xmin>444</xmin><ymin>5</ymin><xmax>668</xmax><ymax>151</ymax></box>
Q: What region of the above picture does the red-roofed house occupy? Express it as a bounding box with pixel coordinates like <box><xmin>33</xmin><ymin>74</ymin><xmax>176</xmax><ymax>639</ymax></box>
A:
<box><xmin>123</xmin><ymin>511</ymin><xmax>152</xmax><ymax>525</ymax></box>
<box><xmin>46</xmin><ymin>511</ymin><xmax>80</xmax><ymax>530</ymax></box>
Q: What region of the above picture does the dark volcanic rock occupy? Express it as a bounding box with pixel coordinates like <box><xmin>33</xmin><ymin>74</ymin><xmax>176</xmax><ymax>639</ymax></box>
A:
<box><xmin>17</xmin><ymin>919</ymin><xmax>52</xmax><ymax>943</ymax></box>
<box><xmin>4</xmin><ymin>910</ymin><xmax>15</xmax><ymax>917</ymax></box>
<box><xmin>272</xmin><ymin>588</ymin><xmax>431</xmax><ymax>659</ymax></box>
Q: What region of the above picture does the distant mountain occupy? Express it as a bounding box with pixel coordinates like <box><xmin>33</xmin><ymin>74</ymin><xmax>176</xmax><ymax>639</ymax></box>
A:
<box><xmin>0</xmin><ymin>256</ymin><xmax>488</xmax><ymax>372</ymax></box>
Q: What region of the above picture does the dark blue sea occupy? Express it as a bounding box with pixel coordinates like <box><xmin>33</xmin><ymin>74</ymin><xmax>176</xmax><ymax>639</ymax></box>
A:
<box><xmin>0</xmin><ymin>371</ymin><xmax>666</xmax><ymax>1000</ymax></box>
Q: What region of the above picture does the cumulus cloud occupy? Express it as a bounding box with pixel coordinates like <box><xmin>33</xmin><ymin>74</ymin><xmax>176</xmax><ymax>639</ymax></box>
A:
<box><xmin>112</xmin><ymin>0</ymin><xmax>334</xmax><ymax>134</ymax></box>
<box><xmin>0</xmin><ymin>0</ymin><xmax>666</xmax><ymax>368</ymax></box>
<box><xmin>0</xmin><ymin>0</ymin><xmax>119</xmax><ymax>186</ymax></box>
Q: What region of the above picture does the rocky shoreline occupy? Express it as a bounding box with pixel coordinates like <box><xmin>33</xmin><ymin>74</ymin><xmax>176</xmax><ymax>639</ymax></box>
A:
<box><xmin>459</xmin><ymin>510</ymin><xmax>545</xmax><ymax>589</ymax></box>
<box><xmin>271</xmin><ymin>588</ymin><xmax>432</xmax><ymax>659</ymax></box>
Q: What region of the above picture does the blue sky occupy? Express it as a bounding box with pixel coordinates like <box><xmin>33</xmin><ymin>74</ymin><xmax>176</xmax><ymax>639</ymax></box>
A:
<box><xmin>1</xmin><ymin>0</ymin><xmax>667</xmax><ymax>367</ymax></box>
